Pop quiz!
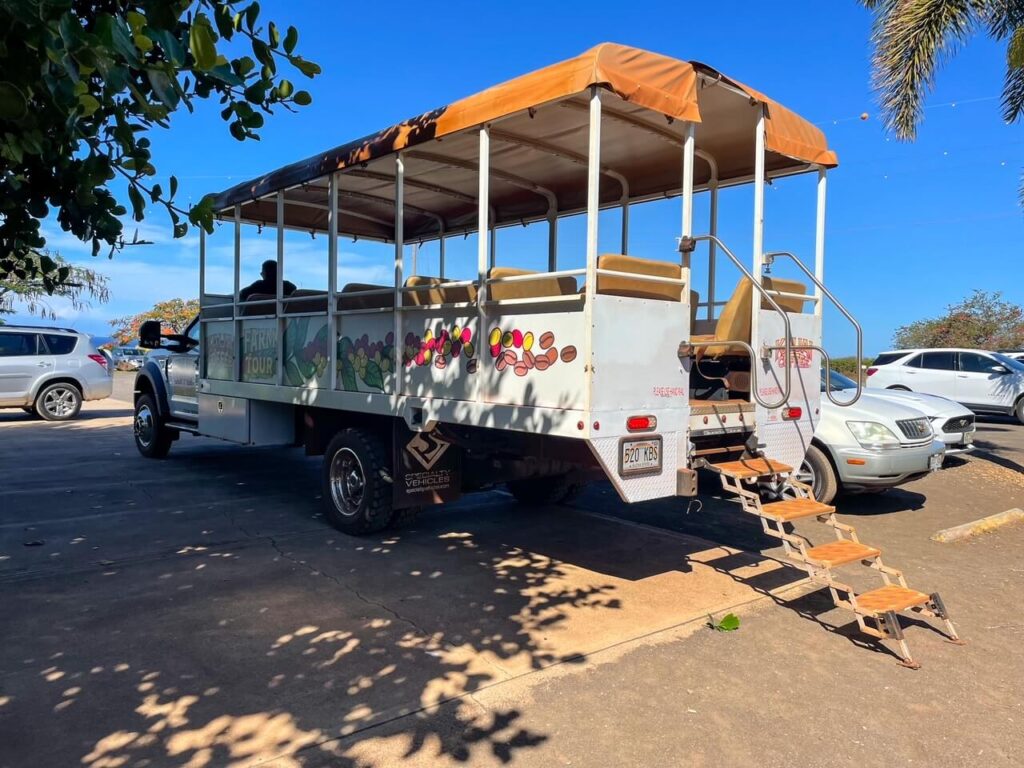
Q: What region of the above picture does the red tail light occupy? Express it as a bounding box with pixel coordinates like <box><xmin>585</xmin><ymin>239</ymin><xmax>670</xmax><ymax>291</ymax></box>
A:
<box><xmin>88</xmin><ymin>353</ymin><xmax>108</xmax><ymax>370</ymax></box>
<box><xmin>865</xmin><ymin>367</ymin><xmax>878</xmax><ymax>377</ymax></box>
<box><xmin>783</xmin><ymin>407</ymin><xmax>802</xmax><ymax>421</ymax></box>
<box><xmin>626</xmin><ymin>415</ymin><xmax>657</xmax><ymax>432</ymax></box>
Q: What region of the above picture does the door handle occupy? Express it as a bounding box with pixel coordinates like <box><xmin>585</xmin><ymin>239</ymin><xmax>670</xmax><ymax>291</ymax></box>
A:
<box><xmin>36</xmin><ymin>362</ymin><xmax>52</xmax><ymax>367</ymax></box>
<box><xmin>957</xmin><ymin>374</ymin><xmax>968</xmax><ymax>378</ymax></box>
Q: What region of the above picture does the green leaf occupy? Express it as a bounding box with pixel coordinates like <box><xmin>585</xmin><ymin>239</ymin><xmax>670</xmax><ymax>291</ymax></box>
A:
<box><xmin>0</xmin><ymin>82</ymin><xmax>28</xmax><ymax>120</ymax></box>
<box><xmin>710</xmin><ymin>613</ymin><xmax>740</xmax><ymax>632</ymax></box>
<box><xmin>127</xmin><ymin>184</ymin><xmax>146</xmax><ymax>221</ymax></box>
<box><xmin>252</xmin><ymin>39</ymin><xmax>274</xmax><ymax>70</ymax></box>
<box><xmin>133</xmin><ymin>33</ymin><xmax>154</xmax><ymax>53</ymax></box>
<box><xmin>146</xmin><ymin>68</ymin><xmax>179</xmax><ymax>108</ymax></box>
<box><xmin>339</xmin><ymin>357</ymin><xmax>357</xmax><ymax>391</ymax></box>
<box><xmin>268</xmin><ymin>21</ymin><xmax>280</xmax><ymax>47</ymax></box>
<box><xmin>125</xmin><ymin>11</ymin><xmax>146</xmax><ymax>33</ymax></box>
<box><xmin>283</xmin><ymin>26</ymin><xmax>298</xmax><ymax>55</ymax></box>
<box><xmin>293</xmin><ymin>90</ymin><xmax>312</xmax><ymax>106</ymax></box>
<box><xmin>362</xmin><ymin>360</ymin><xmax>384</xmax><ymax>390</ymax></box>
<box><xmin>169</xmin><ymin>175</ymin><xmax>178</xmax><ymax>199</ymax></box>
<box><xmin>78</xmin><ymin>94</ymin><xmax>100</xmax><ymax>117</ymax></box>
<box><xmin>277</xmin><ymin>79</ymin><xmax>293</xmax><ymax>98</ymax></box>
<box><xmin>291</xmin><ymin>57</ymin><xmax>321</xmax><ymax>78</ymax></box>
<box><xmin>150</xmin><ymin>28</ymin><xmax>185</xmax><ymax>65</ymax></box>
<box><xmin>245</xmin><ymin>3</ymin><xmax>261</xmax><ymax>33</ymax></box>
<box><xmin>189</xmin><ymin>17</ymin><xmax>217</xmax><ymax>71</ymax></box>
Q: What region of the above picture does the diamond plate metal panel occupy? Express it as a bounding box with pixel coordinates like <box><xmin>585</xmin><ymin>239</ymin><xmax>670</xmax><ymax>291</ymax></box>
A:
<box><xmin>588</xmin><ymin>433</ymin><xmax>678</xmax><ymax>503</ymax></box>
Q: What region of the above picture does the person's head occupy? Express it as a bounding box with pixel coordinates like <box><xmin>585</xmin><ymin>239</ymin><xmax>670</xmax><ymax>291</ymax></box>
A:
<box><xmin>260</xmin><ymin>260</ymin><xmax>278</xmax><ymax>281</ymax></box>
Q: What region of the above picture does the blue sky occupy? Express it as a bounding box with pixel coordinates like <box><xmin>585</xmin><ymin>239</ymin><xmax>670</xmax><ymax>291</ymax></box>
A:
<box><xmin>12</xmin><ymin>0</ymin><xmax>1021</xmax><ymax>354</ymax></box>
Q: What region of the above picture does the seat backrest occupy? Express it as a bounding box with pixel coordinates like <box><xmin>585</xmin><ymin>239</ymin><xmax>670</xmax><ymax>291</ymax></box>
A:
<box><xmin>338</xmin><ymin>283</ymin><xmax>395</xmax><ymax>311</ymax></box>
<box><xmin>487</xmin><ymin>267</ymin><xmax>577</xmax><ymax>301</ymax></box>
<box><xmin>403</xmin><ymin>276</ymin><xmax>479</xmax><ymax>306</ymax></box>
<box><xmin>713</xmin><ymin>278</ymin><xmax>754</xmax><ymax>345</ymax></box>
<box><xmin>596</xmin><ymin>254</ymin><xmax>682</xmax><ymax>302</ymax></box>
<box><xmin>240</xmin><ymin>292</ymin><xmax>275</xmax><ymax>316</ymax></box>
<box><xmin>762</xmin><ymin>276</ymin><xmax>809</xmax><ymax>313</ymax></box>
<box><xmin>284</xmin><ymin>289</ymin><xmax>328</xmax><ymax>314</ymax></box>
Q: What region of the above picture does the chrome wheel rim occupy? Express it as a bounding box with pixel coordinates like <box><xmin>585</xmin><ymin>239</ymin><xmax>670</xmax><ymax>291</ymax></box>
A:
<box><xmin>794</xmin><ymin>459</ymin><xmax>816</xmax><ymax>497</ymax></box>
<box><xmin>44</xmin><ymin>387</ymin><xmax>77</xmax><ymax>417</ymax></box>
<box><xmin>329</xmin><ymin>448</ymin><xmax>365</xmax><ymax>517</ymax></box>
<box><xmin>135</xmin><ymin>403</ymin><xmax>155</xmax><ymax>448</ymax></box>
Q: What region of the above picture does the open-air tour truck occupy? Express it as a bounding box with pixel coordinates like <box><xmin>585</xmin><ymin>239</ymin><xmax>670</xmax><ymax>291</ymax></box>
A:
<box><xmin>134</xmin><ymin>43</ymin><xmax>960</xmax><ymax>668</ymax></box>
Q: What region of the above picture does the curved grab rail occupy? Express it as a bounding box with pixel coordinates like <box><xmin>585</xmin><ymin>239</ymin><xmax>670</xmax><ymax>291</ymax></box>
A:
<box><xmin>681</xmin><ymin>234</ymin><xmax>793</xmax><ymax>409</ymax></box>
<box><xmin>763</xmin><ymin>250</ymin><xmax>864</xmax><ymax>406</ymax></box>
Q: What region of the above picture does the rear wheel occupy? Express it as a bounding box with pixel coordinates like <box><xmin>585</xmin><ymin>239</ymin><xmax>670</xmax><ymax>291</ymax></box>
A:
<box><xmin>35</xmin><ymin>382</ymin><xmax>82</xmax><ymax>421</ymax></box>
<box><xmin>322</xmin><ymin>429</ymin><xmax>394</xmax><ymax>535</ymax></box>
<box><xmin>134</xmin><ymin>395</ymin><xmax>174</xmax><ymax>458</ymax></box>
<box><xmin>1015</xmin><ymin>397</ymin><xmax>1024</xmax><ymax>426</ymax></box>
<box><xmin>507</xmin><ymin>474</ymin><xmax>584</xmax><ymax>506</ymax></box>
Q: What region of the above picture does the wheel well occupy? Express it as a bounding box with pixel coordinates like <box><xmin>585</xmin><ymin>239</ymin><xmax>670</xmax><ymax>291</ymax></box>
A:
<box><xmin>135</xmin><ymin>375</ymin><xmax>154</xmax><ymax>404</ymax></box>
<box><xmin>299</xmin><ymin>407</ymin><xmax>393</xmax><ymax>457</ymax></box>
<box><xmin>887</xmin><ymin>385</ymin><xmax>911</xmax><ymax>391</ymax></box>
<box><xmin>34</xmin><ymin>376</ymin><xmax>83</xmax><ymax>402</ymax></box>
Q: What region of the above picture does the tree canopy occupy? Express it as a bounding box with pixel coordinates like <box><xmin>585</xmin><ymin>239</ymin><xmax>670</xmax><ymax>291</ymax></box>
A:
<box><xmin>861</xmin><ymin>0</ymin><xmax>1023</xmax><ymax>201</ymax></box>
<box><xmin>893</xmin><ymin>290</ymin><xmax>1024</xmax><ymax>349</ymax></box>
<box><xmin>0</xmin><ymin>1</ymin><xmax>320</xmax><ymax>291</ymax></box>
<box><xmin>110</xmin><ymin>296</ymin><xmax>198</xmax><ymax>345</ymax></box>
<box><xmin>0</xmin><ymin>251</ymin><xmax>109</xmax><ymax>321</ymax></box>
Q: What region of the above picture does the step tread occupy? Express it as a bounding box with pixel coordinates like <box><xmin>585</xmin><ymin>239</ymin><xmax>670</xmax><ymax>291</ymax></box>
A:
<box><xmin>803</xmin><ymin>540</ymin><xmax>881</xmax><ymax>567</ymax></box>
<box><xmin>856</xmin><ymin>585</ymin><xmax>931</xmax><ymax>615</ymax></box>
<box><xmin>760</xmin><ymin>498</ymin><xmax>835</xmax><ymax>522</ymax></box>
<box><xmin>711</xmin><ymin>457</ymin><xmax>792</xmax><ymax>479</ymax></box>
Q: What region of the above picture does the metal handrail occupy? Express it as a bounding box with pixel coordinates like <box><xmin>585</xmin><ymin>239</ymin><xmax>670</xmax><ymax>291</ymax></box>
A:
<box><xmin>763</xmin><ymin>250</ymin><xmax>863</xmax><ymax>406</ymax></box>
<box><xmin>681</xmin><ymin>234</ymin><xmax>793</xmax><ymax>409</ymax></box>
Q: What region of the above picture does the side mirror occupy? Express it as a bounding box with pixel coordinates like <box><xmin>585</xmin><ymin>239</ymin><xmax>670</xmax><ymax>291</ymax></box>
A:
<box><xmin>139</xmin><ymin>319</ymin><xmax>162</xmax><ymax>349</ymax></box>
<box><xmin>991</xmin><ymin>364</ymin><xmax>1010</xmax><ymax>375</ymax></box>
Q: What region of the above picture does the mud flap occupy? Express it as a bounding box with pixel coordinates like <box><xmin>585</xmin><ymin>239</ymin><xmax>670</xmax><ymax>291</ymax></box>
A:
<box><xmin>392</xmin><ymin>422</ymin><xmax>462</xmax><ymax>509</ymax></box>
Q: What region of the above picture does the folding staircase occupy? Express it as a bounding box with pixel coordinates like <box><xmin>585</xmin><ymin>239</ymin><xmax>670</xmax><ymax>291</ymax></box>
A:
<box><xmin>709</xmin><ymin>456</ymin><xmax>965</xmax><ymax>668</ymax></box>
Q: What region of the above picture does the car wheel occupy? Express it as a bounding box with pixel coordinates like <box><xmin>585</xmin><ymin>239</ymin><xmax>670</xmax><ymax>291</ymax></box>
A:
<box><xmin>507</xmin><ymin>474</ymin><xmax>584</xmax><ymax>506</ymax></box>
<box><xmin>35</xmin><ymin>382</ymin><xmax>82</xmax><ymax>421</ymax></box>
<box><xmin>322</xmin><ymin>429</ymin><xmax>394</xmax><ymax>535</ymax></box>
<box><xmin>1015</xmin><ymin>397</ymin><xmax>1024</xmax><ymax>426</ymax></box>
<box><xmin>798</xmin><ymin>444</ymin><xmax>838</xmax><ymax>505</ymax></box>
<box><xmin>134</xmin><ymin>395</ymin><xmax>173</xmax><ymax>458</ymax></box>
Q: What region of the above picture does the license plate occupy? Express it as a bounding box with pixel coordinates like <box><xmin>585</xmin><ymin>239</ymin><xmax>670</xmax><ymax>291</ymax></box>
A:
<box><xmin>620</xmin><ymin>437</ymin><xmax>662</xmax><ymax>476</ymax></box>
<box><xmin>929</xmin><ymin>453</ymin><xmax>944</xmax><ymax>471</ymax></box>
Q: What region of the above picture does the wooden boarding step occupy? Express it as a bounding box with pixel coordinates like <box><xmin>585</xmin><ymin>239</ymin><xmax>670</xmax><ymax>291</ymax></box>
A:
<box><xmin>759</xmin><ymin>498</ymin><xmax>835</xmax><ymax>522</ymax></box>
<box><xmin>855</xmin><ymin>585</ymin><xmax>931</xmax><ymax>615</ymax></box>
<box><xmin>710</xmin><ymin>457</ymin><xmax>791</xmax><ymax>479</ymax></box>
<box><xmin>802</xmin><ymin>540</ymin><xmax>881</xmax><ymax>568</ymax></box>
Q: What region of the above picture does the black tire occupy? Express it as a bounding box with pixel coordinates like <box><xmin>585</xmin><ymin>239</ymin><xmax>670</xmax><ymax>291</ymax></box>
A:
<box><xmin>133</xmin><ymin>394</ymin><xmax>173</xmax><ymax>459</ymax></box>
<box><xmin>35</xmin><ymin>382</ymin><xmax>82</xmax><ymax>421</ymax></box>
<box><xmin>321</xmin><ymin>429</ymin><xmax>394</xmax><ymax>535</ymax></box>
<box><xmin>1015</xmin><ymin>397</ymin><xmax>1024</xmax><ymax>426</ymax></box>
<box><xmin>799</xmin><ymin>444</ymin><xmax>838</xmax><ymax>505</ymax></box>
<box><xmin>507</xmin><ymin>474</ymin><xmax>584</xmax><ymax>506</ymax></box>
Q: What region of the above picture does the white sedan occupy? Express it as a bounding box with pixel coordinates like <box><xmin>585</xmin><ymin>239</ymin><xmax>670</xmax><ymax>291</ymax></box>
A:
<box><xmin>785</xmin><ymin>370</ymin><xmax>947</xmax><ymax>504</ymax></box>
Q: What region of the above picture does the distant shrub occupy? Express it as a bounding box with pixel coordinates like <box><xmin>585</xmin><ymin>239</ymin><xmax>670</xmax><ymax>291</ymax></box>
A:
<box><xmin>831</xmin><ymin>356</ymin><xmax>865</xmax><ymax>382</ymax></box>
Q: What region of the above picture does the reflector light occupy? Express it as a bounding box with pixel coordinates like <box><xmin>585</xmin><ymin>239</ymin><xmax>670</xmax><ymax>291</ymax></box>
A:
<box><xmin>783</xmin><ymin>407</ymin><xmax>802</xmax><ymax>420</ymax></box>
<box><xmin>626</xmin><ymin>415</ymin><xmax>656</xmax><ymax>432</ymax></box>
<box><xmin>846</xmin><ymin>458</ymin><xmax>866</xmax><ymax>466</ymax></box>
<box><xmin>865</xmin><ymin>367</ymin><xmax>878</xmax><ymax>377</ymax></box>
<box><xmin>88</xmin><ymin>353</ymin><xmax>108</xmax><ymax>370</ymax></box>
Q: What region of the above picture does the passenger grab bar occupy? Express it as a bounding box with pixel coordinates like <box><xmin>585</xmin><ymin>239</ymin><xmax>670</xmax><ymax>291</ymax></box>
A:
<box><xmin>679</xmin><ymin>234</ymin><xmax>793</xmax><ymax>410</ymax></box>
<box><xmin>763</xmin><ymin>250</ymin><xmax>863</xmax><ymax>406</ymax></box>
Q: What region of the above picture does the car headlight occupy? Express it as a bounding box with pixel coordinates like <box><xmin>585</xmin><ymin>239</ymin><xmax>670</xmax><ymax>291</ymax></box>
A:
<box><xmin>846</xmin><ymin>421</ymin><xmax>901</xmax><ymax>449</ymax></box>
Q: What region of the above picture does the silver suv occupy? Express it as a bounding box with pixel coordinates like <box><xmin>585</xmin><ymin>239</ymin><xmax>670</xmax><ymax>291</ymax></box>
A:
<box><xmin>0</xmin><ymin>325</ymin><xmax>113</xmax><ymax>420</ymax></box>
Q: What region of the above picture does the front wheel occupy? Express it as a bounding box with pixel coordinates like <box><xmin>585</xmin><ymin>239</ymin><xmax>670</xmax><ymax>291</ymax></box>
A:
<box><xmin>35</xmin><ymin>382</ymin><xmax>82</xmax><ymax>421</ymax></box>
<box><xmin>1015</xmin><ymin>397</ymin><xmax>1024</xmax><ymax>426</ymax></box>
<box><xmin>798</xmin><ymin>444</ymin><xmax>838</xmax><ymax>505</ymax></box>
<box><xmin>321</xmin><ymin>429</ymin><xmax>394</xmax><ymax>535</ymax></box>
<box><xmin>134</xmin><ymin>395</ymin><xmax>173</xmax><ymax>458</ymax></box>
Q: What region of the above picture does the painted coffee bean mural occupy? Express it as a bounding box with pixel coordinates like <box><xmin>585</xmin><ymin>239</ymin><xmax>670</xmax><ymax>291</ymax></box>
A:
<box><xmin>486</xmin><ymin>326</ymin><xmax>579</xmax><ymax>378</ymax></box>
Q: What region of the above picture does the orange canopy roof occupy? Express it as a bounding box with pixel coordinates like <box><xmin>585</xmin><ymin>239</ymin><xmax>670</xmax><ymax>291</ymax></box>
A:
<box><xmin>214</xmin><ymin>43</ymin><xmax>836</xmax><ymax>221</ymax></box>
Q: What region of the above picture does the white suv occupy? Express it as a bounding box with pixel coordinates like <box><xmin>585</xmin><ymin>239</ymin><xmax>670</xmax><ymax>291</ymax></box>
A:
<box><xmin>0</xmin><ymin>326</ymin><xmax>113</xmax><ymax>420</ymax></box>
<box><xmin>866</xmin><ymin>348</ymin><xmax>1024</xmax><ymax>424</ymax></box>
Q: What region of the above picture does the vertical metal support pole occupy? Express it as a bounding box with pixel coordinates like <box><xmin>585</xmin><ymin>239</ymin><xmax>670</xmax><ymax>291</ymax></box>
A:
<box><xmin>621</xmin><ymin>201</ymin><xmax>629</xmax><ymax>255</ymax></box>
<box><xmin>583</xmin><ymin>87</ymin><xmax>601</xmax><ymax>417</ymax></box>
<box><xmin>751</xmin><ymin>109</ymin><xmax>766</xmax><ymax>365</ymax></box>
<box><xmin>814</xmin><ymin>168</ymin><xmax>827</xmax><ymax>319</ymax></box>
<box><xmin>411</xmin><ymin>242</ymin><xmax>419</xmax><ymax>276</ymax></box>
<box><xmin>439</xmin><ymin>224</ymin><xmax>446</xmax><ymax>279</ymax></box>
<box><xmin>233</xmin><ymin>204</ymin><xmax>241</xmax><ymax>382</ymax></box>
<box><xmin>276</xmin><ymin>191</ymin><xmax>285</xmax><ymax>385</ymax></box>
<box><xmin>547</xmin><ymin>208</ymin><xmax>558</xmax><ymax>271</ymax></box>
<box><xmin>394</xmin><ymin>154</ymin><xmax>405</xmax><ymax>398</ymax></box>
<box><xmin>681</xmin><ymin>122</ymin><xmax>695</xmax><ymax>329</ymax></box>
<box><xmin>328</xmin><ymin>173</ymin><xmax>339</xmax><ymax>390</ymax></box>
<box><xmin>199</xmin><ymin>227</ymin><xmax>206</xmax><ymax>379</ymax></box>
<box><xmin>707</xmin><ymin>182</ymin><xmax>718</xmax><ymax>321</ymax></box>
<box><xmin>476</xmin><ymin>125</ymin><xmax>490</xmax><ymax>405</ymax></box>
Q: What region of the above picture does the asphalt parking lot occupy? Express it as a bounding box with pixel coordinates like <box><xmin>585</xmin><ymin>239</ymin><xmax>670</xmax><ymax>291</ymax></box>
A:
<box><xmin>2</xmin><ymin>379</ymin><xmax>1023</xmax><ymax>767</ymax></box>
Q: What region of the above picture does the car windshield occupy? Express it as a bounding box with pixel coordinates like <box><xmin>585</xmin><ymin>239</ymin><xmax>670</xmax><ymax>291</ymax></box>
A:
<box><xmin>820</xmin><ymin>369</ymin><xmax>858</xmax><ymax>392</ymax></box>
<box><xmin>992</xmin><ymin>353</ymin><xmax>1024</xmax><ymax>372</ymax></box>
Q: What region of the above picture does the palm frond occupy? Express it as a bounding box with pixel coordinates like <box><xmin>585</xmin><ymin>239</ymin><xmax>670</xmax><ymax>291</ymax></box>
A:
<box><xmin>866</xmin><ymin>0</ymin><xmax>984</xmax><ymax>139</ymax></box>
<box><xmin>983</xmin><ymin>0</ymin><xmax>1024</xmax><ymax>38</ymax></box>
<box><xmin>1004</xmin><ymin>33</ymin><xmax>1024</xmax><ymax>121</ymax></box>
